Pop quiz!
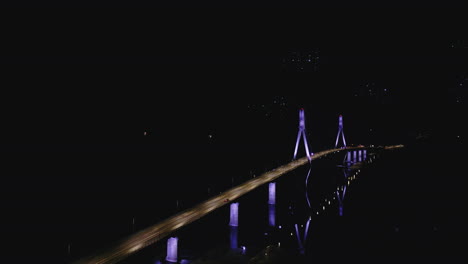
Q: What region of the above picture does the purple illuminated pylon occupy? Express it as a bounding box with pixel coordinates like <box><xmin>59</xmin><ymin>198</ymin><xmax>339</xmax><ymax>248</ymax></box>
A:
<box><xmin>293</xmin><ymin>109</ymin><xmax>312</xmax><ymax>161</ymax></box>
<box><xmin>334</xmin><ymin>115</ymin><xmax>347</xmax><ymax>148</ymax></box>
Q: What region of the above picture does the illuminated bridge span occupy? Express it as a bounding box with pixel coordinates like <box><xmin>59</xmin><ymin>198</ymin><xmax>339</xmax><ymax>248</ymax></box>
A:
<box><xmin>73</xmin><ymin>145</ymin><xmax>402</xmax><ymax>264</ymax></box>
<box><xmin>72</xmin><ymin>110</ymin><xmax>404</xmax><ymax>264</ymax></box>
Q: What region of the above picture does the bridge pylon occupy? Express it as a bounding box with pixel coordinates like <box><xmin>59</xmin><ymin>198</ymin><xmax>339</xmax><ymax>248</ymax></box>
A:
<box><xmin>335</xmin><ymin>115</ymin><xmax>347</xmax><ymax>148</ymax></box>
<box><xmin>293</xmin><ymin>108</ymin><xmax>312</xmax><ymax>161</ymax></box>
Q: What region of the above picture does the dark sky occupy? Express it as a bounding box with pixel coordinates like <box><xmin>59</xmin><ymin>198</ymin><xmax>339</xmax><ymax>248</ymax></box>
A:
<box><xmin>1</xmin><ymin>5</ymin><xmax>466</xmax><ymax>147</ymax></box>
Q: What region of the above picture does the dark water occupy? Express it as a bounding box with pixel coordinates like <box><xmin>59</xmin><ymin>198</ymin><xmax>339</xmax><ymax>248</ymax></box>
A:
<box><xmin>306</xmin><ymin>143</ymin><xmax>466</xmax><ymax>263</ymax></box>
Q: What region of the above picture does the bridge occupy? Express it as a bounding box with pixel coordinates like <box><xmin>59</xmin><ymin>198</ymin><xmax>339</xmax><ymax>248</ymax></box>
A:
<box><xmin>72</xmin><ymin>109</ymin><xmax>403</xmax><ymax>264</ymax></box>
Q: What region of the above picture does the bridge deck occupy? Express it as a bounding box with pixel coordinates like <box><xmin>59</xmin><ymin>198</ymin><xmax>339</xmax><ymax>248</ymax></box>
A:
<box><xmin>72</xmin><ymin>145</ymin><xmax>402</xmax><ymax>264</ymax></box>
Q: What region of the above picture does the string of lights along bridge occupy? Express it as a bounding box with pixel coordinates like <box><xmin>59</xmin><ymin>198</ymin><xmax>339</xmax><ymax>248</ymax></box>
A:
<box><xmin>72</xmin><ymin>109</ymin><xmax>403</xmax><ymax>264</ymax></box>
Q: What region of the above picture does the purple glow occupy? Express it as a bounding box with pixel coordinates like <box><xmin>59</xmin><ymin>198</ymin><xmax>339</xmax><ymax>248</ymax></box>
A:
<box><xmin>353</xmin><ymin>151</ymin><xmax>357</xmax><ymax>163</ymax></box>
<box><xmin>343</xmin><ymin>167</ymin><xmax>350</xmax><ymax>179</ymax></box>
<box><xmin>293</xmin><ymin>109</ymin><xmax>311</xmax><ymax>160</ymax></box>
<box><xmin>294</xmin><ymin>224</ymin><xmax>304</xmax><ymax>250</ymax></box>
<box><xmin>358</xmin><ymin>150</ymin><xmax>362</xmax><ymax>162</ymax></box>
<box><xmin>336</xmin><ymin>185</ymin><xmax>347</xmax><ymax>216</ymax></box>
<box><xmin>299</xmin><ymin>109</ymin><xmax>305</xmax><ymax>129</ymax></box>
<box><xmin>229</xmin><ymin>203</ymin><xmax>239</xmax><ymax>227</ymax></box>
<box><xmin>363</xmin><ymin>150</ymin><xmax>367</xmax><ymax>160</ymax></box>
<box><xmin>303</xmin><ymin>218</ymin><xmax>311</xmax><ymax>243</ymax></box>
<box><xmin>165</xmin><ymin>237</ymin><xmax>178</xmax><ymax>263</ymax></box>
<box><xmin>268</xmin><ymin>182</ymin><xmax>276</xmax><ymax>205</ymax></box>
<box><xmin>230</xmin><ymin>226</ymin><xmax>238</xmax><ymax>249</ymax></box>
<box><xmin>305</xmin><ymin>166</ymin><xmax>312</xmax><ymax>208</ymax></box>
<box><xmin>335</xmin><ymin>115</ymin><xmax>347</xmax><ymax>148</ymax></box>
<box><xmin>347</xmin><ymin>151</ymin><xmax>352</xmax><ymax>162</ymax></box>
<box><xmin>268</xmin><ymin>204</ymin><xmax>275</xmax><ymax>227</ymax></box>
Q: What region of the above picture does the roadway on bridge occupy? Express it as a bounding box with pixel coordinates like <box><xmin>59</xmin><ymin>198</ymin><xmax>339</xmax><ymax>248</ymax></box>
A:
<box><xmin>73</xmin><ymin>146</ymin><xmax>397</xmax><ymax>264</ymax></box>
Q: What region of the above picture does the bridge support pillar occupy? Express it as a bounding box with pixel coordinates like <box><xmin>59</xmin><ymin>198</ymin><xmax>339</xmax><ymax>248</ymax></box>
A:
<box><xmin>358</xmin><ymin>150</ymin><xmax>362</xmax><ymax>162</ymax></box>
<box><xmin>363</xmin><ymin>150</ymin><xmax>367</xmax><ymax>160</ymax></box>
<box><xmin>268</xmin><ymin>182</ymin><xmax>276</xmax><ymax>227</ymax></box>
<box><xmin>229</xmin><ymin>203</ymin><xmax>239</xmax><ymax>250</ymax></box>
<box><xmin>165</xmin><ymin>237</ymin><xmax>178</xmax><ymax>263</ymax></box>
<box><xmin>268</xmin><ymin>182</ymin><xmax>276</xmax><ymax>205</ymax></box>
<box><xmin>353</xmin><ymin>151</ymin><xmax>357</xmax><ymax>163</ymax></box>
<box><xmin>229</xmin><ymin>203</ymin><xmax>239</xmax><ymax>227</ymax></box>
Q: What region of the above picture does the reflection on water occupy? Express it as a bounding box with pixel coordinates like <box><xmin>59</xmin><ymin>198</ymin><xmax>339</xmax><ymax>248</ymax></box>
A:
<box><xmin>268</xmin><ymin>204</ymin><xmax>276</xmax><ymax>227</ymax></box>
<box><xmin>336</xmin><ymin>166</ymin><xmax>350</xmax><ymax>217</ymax></box>
<box><xmin>229</xmin><ymin>226</ymin><xmax>238</xmax><ymax>250</ymax></box>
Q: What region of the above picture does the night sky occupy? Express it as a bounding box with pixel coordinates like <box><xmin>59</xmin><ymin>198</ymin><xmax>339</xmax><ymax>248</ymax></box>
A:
<box><xmin>1</xmin><ymin>3</ymin><xmax>467</xmax><ymax>264</ymax></box>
